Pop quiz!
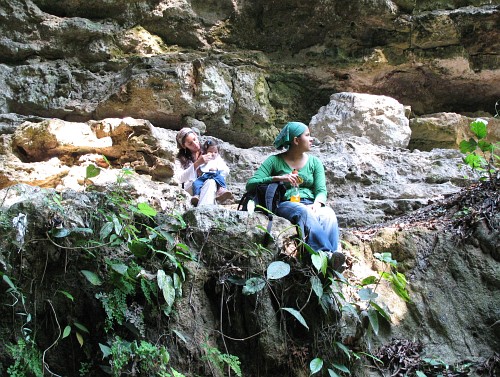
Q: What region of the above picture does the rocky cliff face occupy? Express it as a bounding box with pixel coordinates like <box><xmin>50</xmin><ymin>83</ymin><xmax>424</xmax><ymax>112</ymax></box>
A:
<box><xmin>0</xmin><ymin>0</ymin><xmax>499</xmax><ymax>147</ymax></box>
<box><xmin>0</xmin><ymin>181</ymin><xmax>498</xmax><ymax>376</ymax></box>
<box><xmin>0</xmin><ymin>0</ymin><xmax>499</xmax><ymax>376</ymax></box>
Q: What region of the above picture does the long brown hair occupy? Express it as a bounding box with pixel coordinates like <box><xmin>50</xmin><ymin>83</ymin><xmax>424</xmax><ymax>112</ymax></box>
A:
<box><xmin>177</xmin><ymin>147</ymin><xmax>195</xmax><ymax>169</ymax></box>
<box><xmin>176</xmin><ymin>128</ymin><xmax>198</xmax><ymax>169</ymax></box>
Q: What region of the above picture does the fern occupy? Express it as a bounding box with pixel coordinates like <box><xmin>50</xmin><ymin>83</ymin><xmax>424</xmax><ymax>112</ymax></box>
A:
<box><xmin>6</xmin><ymin>338</ymin><xmax>43</xmax><ymax>377</ymax></box>
<box><xmin>96</xmin><ymin>290</ymin><xmax>128</xmax><ymax>331</ymax></box>
<box><xmin>202</xmin><ymin>343</ymin><xmax>242</xmax><ymax>377</ymax></box>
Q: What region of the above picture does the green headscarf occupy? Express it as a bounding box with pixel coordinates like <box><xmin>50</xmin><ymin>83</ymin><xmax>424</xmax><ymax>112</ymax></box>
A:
<box><xmin>273</xmin><ymin>122</ymin><xmax>307</xmax><ymax>150</ymax></box>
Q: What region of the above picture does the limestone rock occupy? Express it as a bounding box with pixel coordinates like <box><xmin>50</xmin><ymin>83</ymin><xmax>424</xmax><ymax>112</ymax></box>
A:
<box><xmin>310</xmin><ymin>92</ymin><xmax>411</xmax><ymax>148</ymax></box>
<box><xmin>409</xmin><ymin>113</ymin><xmax>500</xmax><ymax>151</ymax></box>
<box><xmin>1</xmin><ymin>114</ymin><xmax>470</xmax><ymax>227</ymax></box>
<box><xmin>1</xmin><ymin>0</ymin><xmax>499</xmax><ymax>147</ymax></box>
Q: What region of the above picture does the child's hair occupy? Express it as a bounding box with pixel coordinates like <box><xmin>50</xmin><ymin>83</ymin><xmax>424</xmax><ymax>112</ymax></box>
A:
<box><xmin>202</xmin><ymin>138</ymin><xmax>219</xmax><ymax>153</ymax></box>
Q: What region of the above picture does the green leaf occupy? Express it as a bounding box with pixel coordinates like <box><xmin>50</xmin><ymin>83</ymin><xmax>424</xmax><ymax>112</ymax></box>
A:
<box><xmin>227</xmin><ymin>276</ymin><xmax>246</xmax><ymax>285</ymax></box>
<box><xmin>109</xmin><ymin>233</ymin><xmax>122</xmax><ymax>246</ymax></box>
<box><xmin>282</xmin><ymin>307</ymin><xmax>309</xmax><ymax>330</ymax></box>
<box><xmin>360</xmin><ymin>276</ymin><xmax>377</xmax><ymax>286</ymax></box>
<box><xmin>423</xmin><ymin>357</ymin><xmax>445</xmax><ymax>366</ymax></box>
<box><xmin>242</xmin><ymin>277</ymin><xmax>266</xmax><ymax>295</ymax></box>
<box><xmin>255</xmin><ymin>224</ymin><xmax>267</xmax><ymax>233</ymax></box>
<box><xmin>311</xmin><ymin>251</ymin><xmax>328</xmax><ymax>275</ymax></box>
<box><xmin>58</xmin><ymin>290</ymin><xmax>74</xmax><ymax>302</ymax></box>
<box><xmin>81</xmin><ymin>270</ymin><xmax>102</xmax><ymax>286</ymax></box>
<box><xmin>470</xmin><ymin>119</ymin><xmax>488</xmax><ymax>139</ymax></box>
<box><xmin>374</xmin><ymin>252</ymin><xmax>397</xmax><ymax>266</ymax></box>
<box><xmin>341</xmin><ymin>302</ymin><xmax>360</xmax><ymax>319</ymax></box>
<box><xmin>3</xmin><ymin>275</ymin><xmax>16</xmax><ymax>290</ymax></box>
<box><xmin>128</xmin><ymin>240</ymin><xmax>149</xmax><ymax>258</ymax></box>
<box><xmin>163</xmin><ymin>232</ymin><xmax>176</xmax><ymax>247</ymax></box>
<box><xmin>173</xmin><ymin>272</ymin><xmax>183</xmax><ymax>297</ymax></box>
<box><xmin>172</xmin><ymin>329</ymin><xmax>188</xmax><ymax>344</ymax></box>
<box><xmin>267</xmin><ymin>261</ymin><xmax>290</xmax><ymax>280</ymax></box>
<box><xmin>328</xmin><ymin>369</ymin><xmax>340</xmax><ymax>377</ymax></box>
<box><xmin>137</xmin><ymin>202</ymin><xmax>157</xmax><ymax>217</ymax></box>
<box><xmin>51</xmin><ymin>228</ymin><xmax>70</xmax><ymax>238</ymax></box>
<box><xmin>101</xmin><ymin>155</ymin><xmax>111</xmax><ymax>166</ymax></box>
<box><xmin>389</xmin><ymin>271</ymin><xmax>411</xmax><ymax>302</ymax></box>
<box><xmin>357</xmin><ymin>352</ymin><xmax>383</xmax><ymax>363</ymax></box>
<box><xmin>171</xmin><ymin>368</ymin><xmax>186</xmax><ymax>377</ymax></box>
<box><xmin>175</xmin><ymin>243</ymin><xmax>190</xmax><ymax>252</ymax></box>
<box><xmin>62</xmin><ymin>325</ymin><xmax>71</xmax><ymax>338</ymax></box>
<box><xmin>71</xmin><ymin>227</ymin><xmax>94</xmax><ymax>234</ymax></box>
<box><xmin>112</xmin><ymin>215</ymin><xmax>123</xmax><ymax>236</ymax></box>
<box><xmin>334</xmin><ymin>342</ymin><xmax>351</xmax><ymax>359</ymax></box>
<box><xmin>367</xmin><ymin>308</ymin><xmax>379</xmax><ymax>335</ymax></box>
<box><xmin>311</xmin><ymin>253</ymin><xmax>322</xmax><ymax>271</ymax></box>
<box><xmin>85</xmin><ymin>164</ymin><xmax>101</xmax><ymax>179</ymax></box>
<box><xmin>122</xmin><ymin>167</ymin><xmax>134</xmax><ymax>175</ymax></box>
<box><xmin>76</xmin><ymin>332</ymin><xmax>84</xmax><ymax>347</ymax></box>
<box><xmin>464</xmin><ymin>153</ymin><xmax>486</xmax><ymax>169</ymax></box>
<box><xmin>255</xmin><ymin>204</ymin><xmax>272</xmax><ymax>215</ymax></box>
<box><xmin>332</xmin><ymin>363</ymin><xmax>350</xmax><ymax>374</ymax></box>
<box><xmin>459</xmin><ymin>139</ymin><xmax>477</xmax><ymax>154</ymax></box>
<box><xmin>358</xmin><ymin>287</ymin><xmax>378</xmax><ymax>301</ymax></box>
<box><xmin>319</xmin><ymin>293</ymin><xmax>334</xmax><ymax>314</ymax></box>
<box><xmin>99</xmin><ymin>343</ymin><xmax>112</xmax><ymax>359</ymax></box>
<box><xmin>158</xmin><ymin>272</ymin><xmax>175</xmax><ymax>307</ymax></box>
<box><xmin>99</xmin><ymin>221</ymin><xmax>114</xmax><ymax>240</ymax></box>
<box><xmin>370</xmin><ymin>301</ymin><xmax>391</xmax><ymax>322</ymax></box>
<box><xmin>416</xmin><ymin>371</ymin><xmax>427</xmax><ymax>377</ymax></box>
<box><xmin>478</xmin><ymin>140</ymin><xmax>493</xmax><ymax>153</ymax></box>
<box><xmin>309</xmin><ymin>358</ymin><xmax>323</xmax><ymax>374</ymax></box>
<box><xmin>109</xmin><ymin>262</ymin><xmax>128</xmax><ymax>275</ymax></box>
<box><xmin>157</xmin><ymin>269</ymin><xmax>167</xmax><ymax>288</ymax></box>
<box><xmin>310</xmin><ymin>276</ymin><xmax>323</xmax><ymax>299</ymax></box>
<box><xmin>74</xmin><ymin>322</ymin><xmax>89</xmax><ymax>333</ymax></box>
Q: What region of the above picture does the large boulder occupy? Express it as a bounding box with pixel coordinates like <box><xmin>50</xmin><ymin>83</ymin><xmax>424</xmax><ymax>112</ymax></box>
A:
<box><xmin>309</xmin><ymin>92</ymin><xmax>411</xmax><ymax>148</ymax></box>
<box><xmin>409</xmin><ymin>113</ymin><xmax>500</xmax><ymax>151</ymax></box>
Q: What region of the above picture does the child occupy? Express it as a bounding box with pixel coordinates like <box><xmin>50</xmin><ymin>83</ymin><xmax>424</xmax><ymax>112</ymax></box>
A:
<box><xmin>191</xmin><ymin>138</ymin><xmax>233</xmax><ymax>206</ymax></box>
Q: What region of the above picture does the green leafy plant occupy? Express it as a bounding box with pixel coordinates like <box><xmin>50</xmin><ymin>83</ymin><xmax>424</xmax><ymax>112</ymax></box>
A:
<box><xmin>234</xmin><ymin>235</ymin><xmax>411</xmax><ymax>376</ymax></box>
<box><xmin>83</xmin><ymin>163</ymin><xmax>102</xmax><ymax>189</ymax></box>
<box><xmin>374</xmin><ymin>252</ymin><xmax>411</xmax><ymax>303</ymax></box>
<box><xmin>79</xmin><ymin>361</ymin><xmax>92</xmax><ymax>376</ymax></box>
<box><xmin>1</xmin><ymin>163</ymin><xmax>195</xmax><ymax>376</ymax></box>
<box><xmin>62</xmin><ymin>320</ymin><xmax>90</xmax><ymax>347</ymax></box>
<box><xmin>459</xmin><ymin>118</ymin><xmax>499</xmax><ymax>187</ymax></box>
<box><xmin>49</xmin><ymin>166</ymin><xmax>190</xmax><ymax>332</ymax></box>
<box><xmin>2</xmin><ymin>274</ymin><xmax>42</xmax><ymax>376</ymax></box>
<box><xmin>100</xmin><ymin>336</ymin><xmax>176</xmax><ymax>377</ymax></box>
<box><xmin>201</xmin><ymin>343</ymin><xmax>242</xmax><ymax>377</ymax></box>
<box><xmin>306</xmin><ymin>251</ymin><xmax>410</xmax><ymax>376</ymax></box>
<box><xmin>6</xmin><ymin>338</ymin><xmax>43</xmax><ymax>377</ymax></box>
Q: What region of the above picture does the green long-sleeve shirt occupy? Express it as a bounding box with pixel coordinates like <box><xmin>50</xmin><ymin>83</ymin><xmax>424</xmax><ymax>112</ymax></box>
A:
<box><xmin>246</xmin><ymin>153</ymin><xmax>328</xmax><ymax>204</ymax></box>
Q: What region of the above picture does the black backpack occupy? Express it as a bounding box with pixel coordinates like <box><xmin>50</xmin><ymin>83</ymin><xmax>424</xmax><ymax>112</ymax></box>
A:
<box><xmin>237</xmin><ymin>182</ymin><xmax>287</xmax><ymax>245</ymax></box>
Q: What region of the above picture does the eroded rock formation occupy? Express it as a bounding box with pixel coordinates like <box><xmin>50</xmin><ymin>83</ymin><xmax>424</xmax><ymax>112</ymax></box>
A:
<box><xmin>0</xmin><ymin>0</ymin><xmax>498</xmax><ymax>147</ymax></box>
<box><xmin>0</xmin><ymin>0</ymin><xmax>499</xmax><ymax>375</ymax></box>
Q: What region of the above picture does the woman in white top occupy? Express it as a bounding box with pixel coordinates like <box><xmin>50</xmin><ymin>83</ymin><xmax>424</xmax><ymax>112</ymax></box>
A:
<box><xmin>175</xmin><ymin>128</ymin><xmax>231</xmax><ymax>206</ymax></box>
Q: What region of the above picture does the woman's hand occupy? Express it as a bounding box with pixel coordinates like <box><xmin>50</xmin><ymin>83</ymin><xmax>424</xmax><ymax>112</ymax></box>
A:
<box><xmin>307</xmin><ymin>201</ymin><xmax>322</xmax><ymax>213</ymax></box>
<box><xmin>195</xmin><ymin>152</ymin><xmax>214</xmax><ymax>168</ymax></box>
<box><xmin>280</xmin><ymin>172</ymin><xmax>301</xmax><ymax>186</ymax></box>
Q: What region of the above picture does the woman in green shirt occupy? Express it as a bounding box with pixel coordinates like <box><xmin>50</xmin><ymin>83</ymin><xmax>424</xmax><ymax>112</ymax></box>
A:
<box><xmin>246</xmin><ymin>122</ymin><xmax>344</xmax><ymax>271</ymax></box>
